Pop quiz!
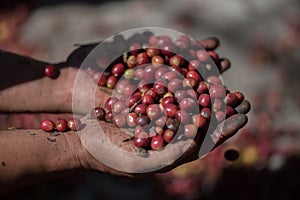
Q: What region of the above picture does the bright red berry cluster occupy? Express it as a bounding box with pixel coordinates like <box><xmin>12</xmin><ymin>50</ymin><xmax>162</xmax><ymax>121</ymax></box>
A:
<box><xmin>40</xmin><ymin>118</ymin><xmax>81</xmax><ymax>132</ymax></box>
<box><xmin>86</xmin><ymin>31</ymin><xmax>245</xmax><ymax>151</ymax></box>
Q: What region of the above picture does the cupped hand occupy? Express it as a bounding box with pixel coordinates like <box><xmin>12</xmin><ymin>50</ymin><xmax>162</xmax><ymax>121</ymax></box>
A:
<box><xmin>74</xmin><ymin>37</ymin><xmax>250</xmax><ymax>176</ymax></box>
<box><xmin>77</xmin><ymin>108</ymin><xmax>249</xmax><ymax>176</ymax></box>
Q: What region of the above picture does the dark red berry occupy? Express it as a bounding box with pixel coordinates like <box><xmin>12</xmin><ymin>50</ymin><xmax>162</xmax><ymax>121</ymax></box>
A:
<box><xmin>198</xmin><ymin>94</ymin><xmax>211</xmax><ymax>108</ymax></box>
<box><xmin>162</xmin><ymin>71</ymin><xmax>179</xmax><ymax>81</ymax></box>
<box><xmin>175</xmin><ymin>110</ymin><xmax>191</xmax><ymax>124</ymax></box>
<box><xmin>174</xmin><ymin>90</ymin><xmax>189</xmax><ymax>102</ymax></box>
<box><xmin>67</xmin><ymin>118</ymin><xmax>81</xmax><ymax>131</ymax></box>
<box><xmin>164</xmin><ymin>103</ymin><xmax>178</xmax><ymax>118</ymax></box>
<box><xmin>106</xmin><ymin>75</ymin><xmax>118</xmax><ymax>89</ymax></box>
<box><xmin>151</xmin><ymin>55</ymin><xmax>164</xmax><ymax>67</ymax></box>
<box><xmin>115</xmin><ymin>79</ymin><xmax>130</xmax><ymax>94</ymax></box>
<box><xmin>111</xmin><ymin>63</ymin><xmax>125</xmax><ymax>77</ymax></box>
<box><xmin>55</xmin><ymin>118</ymin><xmax>68</xmax><ymax>132</ymax></box>
<box><xmin>149</xmin><ymin>126</ymin><xmax>164</xmax><ymax>137</ymax></box>
<box><xmin>197</xmin><ymin>81</ymin><xmax>209</xmax><ymax>94</ymax></box>
<box><xmin>180</xmin><ymin>98</ymin><xmax>197</xmax><ymax>113</ymax></box>
<box><xmin>151</xmin><ymin>135</ymin><xmax>164</xmax><ymax>150</ymax></box>
<box><xmin>143</xmin><ymin>64</ymin><xmax>155</xmax><ymax>81</ymax></box>
<box><xmin>165</xmin><ymin>118</ymin><xmax>180</xmax><ymax>131</ymax></box>
<box><xmin>208</xmin><ymin>51</ymin><xmax>219</xmax><ymax>62</ymax></box>
<box><xmin>234</xmin><ymin>91</ymin><xmax>245</xmax><ymax>103</ymax></box>
<box><xmin>136</xmin><ymin>52</ymin><xmax>149</xmax><ymax>65</ymax></box>
<box><xmin>192</xmin><ymin>114</ymin><xmax>208</xmax><ymax>128</ymax></box>
<box><xmin>163</xmin><ymin>129</ymin><xmax>176</xmax><ymax>143</ymax></box>
<box><xmin>134</xmin><ymin>132</ymin><xmax>149</xmax><ymax>148</ymax></box>
<box><xmin>127</xmin><ymin>95</ymin><xmax>141</xmax><ymax>107</ymax></box>
<box><xmin>142</xmin><ymin>94</ymin><xmax>155</xmax><ymax>105</ymax></box>
<box><xmin>188</xmin><ymin>60</ymin><xmax>200</xmax><ymax>71</ymax></box>
<box><xmin>215</xmin><ymin>111</ymin><xmax>225</xmax><ymax>123</ymax></box>
<box><xmin>126</xmin><ymin>55</ymin><xmax>137</xmax><ymax>68</ymax></box>
<box><xmin>135</xmin><ymin>68</ymin><xmax>144</xmax><ymax>80</ymax></box>
<box><xmin>156</xmin><ymin>115</ymin><xmax>167</xmax><ymax>127</ymax></box>
<box><xmin>196</xmin><ymin>50</ymin><xmax>209</xmax><ymax>62</ymax></box>
<box><xmin>154</xmin><ymin>67</ymin><xmax>169</xmax><ymax>80</ymax></box>
<box><xmin>129</xmin><ymin>43</ymin><xmax>141</xmax><ymax>56</ymax></box>
<box><xmin>44</xmin><ymin>65</ymin><xmax>58</xmax><ymax>79</ymax></box>
<box><xmin>175</xmin><ymin>36</ymin><xmax>190</xmax><ymax>49</ymax></box>
<box><xmin>121</xmin><ymin>107</ymin><xmax>130</xmax><ymax>115</ymax></box>
<box><xmin>123</xmin><ymin>84</ymin><xmax>136</xmax><ymax>96</ymax></box>
<box><xmin>225</xmin><ymin>106</ymin><xmax>235</xmax><ymax>118</ymax></box>
<box><xmin>112</xmin><ymin>101</ymin><xmax>126</xmax><ymax>113</ymax></box>
<box><xmin>127</xmin><ymin>112</ymin><xmax>138</xmax><ymax>127</ymax></box>
<box><xmin>206</xmin><ymin>76</ymin><xmax>222</xmax><ymax>86</ymax></box>
<box><xmin>138</xmin><ymin>80</ymin><xmax>151</xmax><ymax>93</ymax></box>
<box><xmin>184</xmin><ymin>124</ymin><xmax>197</xmax><ymax>138</ymax></box>
<box><xmin>209</xmin><ymin>85</ymin><xmax>226</xmax><ymax>98</ymax></box>
<box><xmin>91</xmin><ymin>107</ymin><xmax>106</xmax><ymax>120</ymax></box>
<box><xmin>168</xmin><ymin>78</ymin><xmax>182</xmax><ymax>92</ymax></box>
<box><xmin>143</xmin><ymin>89</ymin><xmax>157</xmax><ymax>99</ymax></box>
<box><xmin>40</xmin><ymin>119</ymin><xmax>55</xmax><ymax>132</ymax></box>
<box><xmin>182</xmin><ymin>77</ymin><xmax>198</xmax><ymax>89</ymax></box>
<box><xmin>225</xmin><ymin>93</ymin><xmax>239</xmax><ymax>107</ymax></box>
<box><xmin>153</xmin><ymin>79</ymin><xmax>168</xmax><ymax>96</ymax></box>
<box><xmin>136</xmin><ymin>115</ymin><xmax>150</xmax><ymax>127</ymax></box>
<box><xmin>186</xmin><ymin>71</ymin><xmax>201</xmax><ymax>82</ymax></box>
<box><xmin>200</xmin><ymin>107</ymin><xmax>211</xmax><ymax>120</ymax></box>
<box><xmin>169</xmin><ymin>55</ymin><xmax>184</xmax><ymax>67</ymax></box>
<box><xmin>170</xmin><ymin>65</ymin><xmax>182</xmax><ymax>74</ymax></box>
<box><xmin>134</xmin><ymin>104</ymin><xmax>147</xmax><ymax>115</ymax></box>
<box><xmin>146</xmin><ymin>104</ymin><xmax>161</xmax><ymax>120</ymax></box>
<box><xmin>187</xmin><ymin>89</ymin><xmax>198</xmax><ymax>99</ymax></box>
<box><xmin>157</xmin><ymin>35</ymin><xmax>172</xmax><ymax>46</ymax></box>
<box><xmin>149</xmin><ymin>35</ymin><xmax>158</xmax><ymax>45</ymax></box>
<box><xmin>161</xmin><ymin>42</ymin><xmax>176</xmax><ymax>57</ymax></box>
<box><xmin>180</xmin><ymin>68</ymin><xmax>188</xmax><ymax>77</ymax></box>
<box><xmin>146</xmin><ymin>47</ymin><xmax>160</xmax><ymax>57</ymax></box>
<box><xmin>105</xmin><ymin>111</ymin><xmax>113</xmax><ymax>123</ymax></box>
<box><xmin>212</xmin><ymin>98</ymin><xmax>225</xmax><ymax>112</ymax></box>
<box><xmin>161</xmin><ymin>96</ymin><xmax>175</xmax><ymax>108</ymax></box>
<box><xmin>93</xmin><ymin>72</ymin><xmax>107</xmax><ymax>86</ymax></box>
<box><xmin>104</xmin><ymin>97</ymin><xmax>118</xmax><ymax>110</ymax></box>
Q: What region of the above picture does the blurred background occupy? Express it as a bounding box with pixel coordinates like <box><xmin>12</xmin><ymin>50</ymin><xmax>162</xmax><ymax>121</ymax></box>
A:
<box><xmin>1</xmin><ymin>0</ymin><xmax>300</xmax><ymax>199</ymax></box>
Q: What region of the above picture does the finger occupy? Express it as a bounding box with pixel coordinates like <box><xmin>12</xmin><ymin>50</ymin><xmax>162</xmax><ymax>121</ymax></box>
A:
<box><xmin>211</xmin><ymin>114</ymin><xmax>248</xmax><ymax>151</ymax></box>
<box><xmin>235</xmin><ymin>99</ymin><xmax>251</xmax><ymax>114</ymax></box>
<box><xmin>219</xmin><ymin>58</ymin><xmax>231</xmax><ymax>73</ymax></box>
<box><xmin>199</xmin><ymin>37</ymin><xmax>220</xmax><ymax>51</ymax></box>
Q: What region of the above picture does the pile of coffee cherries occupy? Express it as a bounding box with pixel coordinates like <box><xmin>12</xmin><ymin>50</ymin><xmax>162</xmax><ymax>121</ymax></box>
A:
<box><xmin>87</xmin><ymin>31</ymin><xmax>245</xmax><ymax>151</ymax></box>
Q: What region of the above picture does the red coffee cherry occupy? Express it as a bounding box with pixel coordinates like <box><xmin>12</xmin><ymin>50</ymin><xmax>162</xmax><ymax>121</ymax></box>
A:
<box><xmin>55</xmin><ymin>118</ymin><xmax>68</xmax><ymax>132</ymax></box>
<box><xmin>67</xmin><ymin>118</ymin><xmax>81</xmax><ymax>131</ymax></box>
<box><xmin>40</xmin><ymin>119</ymin><xmax>55</xmax><ymax>132</ymax></box>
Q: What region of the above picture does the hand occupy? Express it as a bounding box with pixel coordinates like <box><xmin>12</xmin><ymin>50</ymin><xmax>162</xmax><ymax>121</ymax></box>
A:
<box><xmin>0</xmin><ymin>37</ymin><xmax>250</xmax><ymax>183</ymax></box>
<box><xmin>74</xmin><ymin>37</ymin><xmax>250</xmax><ymax>176</ymax></box>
